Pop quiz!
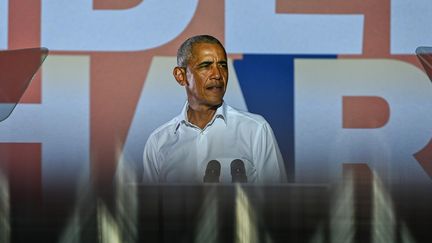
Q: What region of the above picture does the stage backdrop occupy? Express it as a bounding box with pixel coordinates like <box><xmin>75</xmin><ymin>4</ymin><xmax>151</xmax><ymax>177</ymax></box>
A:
<box><xmin>1</xmin><ymin>0</ymin><xmax>432</xmax><ymax>193</ymax></box>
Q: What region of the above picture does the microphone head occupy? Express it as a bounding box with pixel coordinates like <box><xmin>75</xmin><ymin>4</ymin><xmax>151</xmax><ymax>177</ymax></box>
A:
<box><xmin>230</xmin><ymin>159</ymin><xmax>247</xmax><ymax>183</ymax></box>
<box><xmin>203</xmin><ymin>160</ymin><xmax>221</xmax><ymax>183</ymax></box>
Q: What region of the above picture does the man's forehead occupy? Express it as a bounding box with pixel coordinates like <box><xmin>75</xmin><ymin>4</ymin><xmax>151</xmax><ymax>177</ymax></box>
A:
<box><xmin>190</xmin><ymin>42</ymin><xmax>227</xmax><ymax>58</ymax></box>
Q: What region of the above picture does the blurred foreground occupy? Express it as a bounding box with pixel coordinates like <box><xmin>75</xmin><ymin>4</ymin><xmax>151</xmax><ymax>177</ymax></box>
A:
<box><xmin>1</xmin><ymin>163</ymin><xmax>431</xmax><ymax>243</ymax></box>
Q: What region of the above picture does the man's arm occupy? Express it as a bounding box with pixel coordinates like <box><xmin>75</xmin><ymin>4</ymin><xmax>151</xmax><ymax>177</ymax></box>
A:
<box><xmin>253</xmin><ymin>122</ymin><xmax>287</xmax><ymax>183</ymax></box>
<box><xmin>142</xmin><ymin>136</ymin><xmax>160</xmax><ymax>183</ymax></box>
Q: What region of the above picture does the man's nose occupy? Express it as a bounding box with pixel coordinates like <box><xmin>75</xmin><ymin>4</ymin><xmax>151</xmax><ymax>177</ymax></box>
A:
<box><xmin>210</xmin><ymin>65</ymin><xmax>222</xmax><ymax>79</ymax></box>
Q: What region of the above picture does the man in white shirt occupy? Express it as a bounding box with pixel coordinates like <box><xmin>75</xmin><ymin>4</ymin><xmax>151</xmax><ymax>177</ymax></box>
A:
<box><xmin>143</xmin><ymin>35</ymin><xmax>286</xmax><ymax>183</ymax></box>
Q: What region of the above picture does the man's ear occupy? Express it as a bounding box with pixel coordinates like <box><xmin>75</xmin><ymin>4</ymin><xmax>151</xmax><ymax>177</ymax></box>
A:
<box><xmin>173</xmin><ymin>67</ymin><xmax>187</xmax><ymax>86</ymax></box>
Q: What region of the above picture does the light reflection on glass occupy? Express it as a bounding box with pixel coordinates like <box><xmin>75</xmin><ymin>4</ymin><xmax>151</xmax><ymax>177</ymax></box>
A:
<box><xmin>97</xmin><ymin>200</ymin><xmax>121</xmax><ymax>243</ymax></box>
<box><xmin>194</xmin><ymin>186</ymin><xmax>218</xmax><ymax>243</ymax></box>
<box><xmin>0</xmin><ymin>170</ymin><xmax>9</xmax><ymax>243</ymax></box>
<box><xmin>59</xmin><ymin>171</ymin><xmax>95</xmax><ymax>243</ymax></box>
<box><xmin>330</xmin><ymin>172</ymin><xmax>354</xmax><ymax>243</ymax></box>
<box><xmin>235</xmin><ymin>184</ymin><xmax>258</xmax><ymax>243</ymax></box>
<box><xmin>58</xmin><ymin>211</ymin><xmax>81</xmax><ymax>243</ymax></box>
<box><xmin>372</xmin><ymin>171</ymin><xmax>396</xmax><ymax>243</ymax></box>
<box><xmin>309</xmin><ymin>223</ymin><xmax>325</xmax><ymax>243</ymax></box>
<box><xmin>115</xmin><ymin>152</ymin><xmax>138</xmax><ymax>243</ymax></box>
<box><xmin>58</xmin><ymin>150</ymin><xmax>139</xmax><ymax>243</ymax></box>
<box><xmin>400</xmin><ymin>222</ymin><xmax>417</xmax><ymax>243</ymax></box>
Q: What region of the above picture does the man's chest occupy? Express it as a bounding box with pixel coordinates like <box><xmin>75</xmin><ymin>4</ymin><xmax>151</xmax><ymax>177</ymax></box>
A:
<box><xmin>158</xmin><ymin>129</ymin><xmax>257</xmax><ymax>183</ymax></box>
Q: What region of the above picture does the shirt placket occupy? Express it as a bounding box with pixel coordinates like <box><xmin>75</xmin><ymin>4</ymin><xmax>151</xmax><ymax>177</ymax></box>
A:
<box><xmin>196</xmin><ymin>129</ymin><xmax>208</xmax><ymax>176</ymax></box>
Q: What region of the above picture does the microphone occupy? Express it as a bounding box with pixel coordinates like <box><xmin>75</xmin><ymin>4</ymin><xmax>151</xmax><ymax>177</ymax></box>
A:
<box><xmin>231</xmin><ymin>159</ymin><xmax>247</xmax><ymax>183</ymax></box>
<box><xmin>203</xmin><ymin>160</ymin><xmax>221</xmax><ymax>183</ymax></box>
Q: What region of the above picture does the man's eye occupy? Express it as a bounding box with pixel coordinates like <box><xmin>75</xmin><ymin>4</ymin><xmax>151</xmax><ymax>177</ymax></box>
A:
<box><xmin>198</xmin><ymin>62</ymin><xmax>211</xmax><ymax>68</ymax></box>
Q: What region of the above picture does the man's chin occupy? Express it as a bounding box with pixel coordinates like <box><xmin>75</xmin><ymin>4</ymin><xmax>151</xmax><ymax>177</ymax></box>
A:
<box><xmin>208</xmin><ymin>100</ymin><xmax>223</xmax><ymax>108</ymax></box>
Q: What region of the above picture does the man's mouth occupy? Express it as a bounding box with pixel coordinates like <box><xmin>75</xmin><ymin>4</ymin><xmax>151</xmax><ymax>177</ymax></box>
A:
<box><xmin>206</xmin><ymin>84</ymin><xmax>224</xmax><ymax>92</ymax></box>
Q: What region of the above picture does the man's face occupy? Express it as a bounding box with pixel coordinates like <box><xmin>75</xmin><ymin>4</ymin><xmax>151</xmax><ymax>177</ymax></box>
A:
<box><xmin>183</xmin><ymin>42</ymin><xmax>228</xmax><ymax>109</ymax></box>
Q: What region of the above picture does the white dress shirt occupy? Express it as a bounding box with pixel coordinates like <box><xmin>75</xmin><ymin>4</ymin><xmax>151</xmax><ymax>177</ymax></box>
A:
<box><xmin>143</xmin><ymin>102</ymin><xmax>287</xmax><ymax>184</ymax></box>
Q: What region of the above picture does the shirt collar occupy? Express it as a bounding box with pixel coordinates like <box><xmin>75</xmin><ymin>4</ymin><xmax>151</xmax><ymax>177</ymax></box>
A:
<box><xmin>175</xmin><ymin>101</ymin><xmax>227</xmax><ymax>133</ymax></box>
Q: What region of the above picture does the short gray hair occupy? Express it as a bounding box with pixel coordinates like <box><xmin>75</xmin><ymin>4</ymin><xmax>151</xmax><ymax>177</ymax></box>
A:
<box><xmin>177</xmin><ymin>35</ymin><xmax>225</xmax><ymax>67</ymax></box>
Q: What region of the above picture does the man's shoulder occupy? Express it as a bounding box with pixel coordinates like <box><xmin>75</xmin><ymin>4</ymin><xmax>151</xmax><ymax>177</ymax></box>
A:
<box><xmin>226</xmin><ymin>104</ymin><xmax>268</xmax><ymax>127</ymax></box>
<box><xmin>147</xmin><ymin>116</ymin><xmax>179</xmax><ymax>140</ymax></box>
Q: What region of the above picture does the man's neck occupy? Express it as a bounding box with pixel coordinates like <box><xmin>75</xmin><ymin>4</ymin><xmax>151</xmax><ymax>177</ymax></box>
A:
<box><xmin>187</xmin><ymin>104</ymin><xmax>220</xmax><ymax>129</ymax></box>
